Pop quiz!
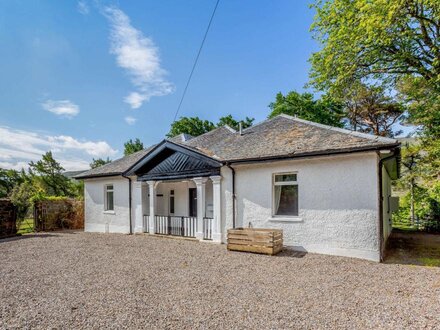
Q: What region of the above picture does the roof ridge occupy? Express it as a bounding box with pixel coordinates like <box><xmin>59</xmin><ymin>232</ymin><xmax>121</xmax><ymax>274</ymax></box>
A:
<box><xmin>277</xmin><ymin>114</ymin><xmax>398</xmax><ymax>144</ymax></box>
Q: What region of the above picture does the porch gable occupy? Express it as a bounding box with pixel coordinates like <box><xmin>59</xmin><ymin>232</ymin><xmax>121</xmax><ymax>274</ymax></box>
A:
<box><xmin>128</xmin><ymin>140</ymin><xmax>222</xmax><ymax>181</ymax></box>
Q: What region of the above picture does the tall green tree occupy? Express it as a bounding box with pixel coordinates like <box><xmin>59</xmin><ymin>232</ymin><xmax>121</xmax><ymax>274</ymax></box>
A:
<box><xmin>268</xmin><ymin>91</ymin><xmax>344</xmax><ymax>127</ymax></box>
<box><xmin>124</xmin><ymin>138</ymin><xmax>144</xmax><ymax>156</ymax></box>
<box><xmin>217</xmin><ymin>115</ymin><xmax>254</xmax><ymax>131</ymax></box>
<box><xmin>342</xmin><ymin>83</ymin><xmax>405</xmax><ymax>137</ymax></box>
<box><xmin>309</xmin><ymin>0</ymin><xmax>440</xmax><ymax>95</ymax></box>
<box><xmin>90</xmin><ymin>157</ymin><xmax>112</xmax><ymax>169</ymax></box>
<box><xmin>29</xmin><ymin>151</ymin><xmax>72</xmax><ymax>196</ymax></box>
<box><xmin>0</xmin><ymin>168</ymin><xmax>25</xmax><ymax>198</ymax></box>
<box><xmin>167</xmin><ymin>117</ymin><xmax>216</xmax><ymax>138</ymax></box>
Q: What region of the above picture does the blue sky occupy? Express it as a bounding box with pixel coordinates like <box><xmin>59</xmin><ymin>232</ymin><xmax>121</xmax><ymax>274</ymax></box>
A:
<box><xmin>0</xmin><ymin>0</ymin><xmax>318</xmax><ymax>170</ymax></box>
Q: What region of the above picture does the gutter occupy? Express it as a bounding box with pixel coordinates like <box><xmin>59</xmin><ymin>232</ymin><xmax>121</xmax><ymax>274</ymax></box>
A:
<box><xmin>225</xmin><ymin>143</ymin><xmax>400</xmax><ymax>165</ymax></box>
<box><xmin>226</xmin><ymin>163</ymin><xmax>236</xmax><ymax>229</ymax></box>
<box><xmin>377</xmin><ymin>149</ymin><xmax>399</xmax><ymax>261</ymax></box>
<box><xmin>122</xmin><ymin>174</ymin><xmax>133</xmax><ymax>235</ymax></box>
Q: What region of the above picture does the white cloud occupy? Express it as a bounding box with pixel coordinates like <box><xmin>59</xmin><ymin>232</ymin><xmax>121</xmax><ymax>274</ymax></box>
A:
<box><xmin>42</xmin><ymin>100</ymin><xmax>80</xmax><ymax>119</ymax></box>
<box><xmin>104</xmin><ymin>6</ymin><xmax>174</xmax><ymax>109</ymax></box>
<box><xmin>77</xmin><ymin>1</ymin><xmax>90</xmax><ymax>15</ymax></box>
<box><xmin>0</xmin><ymin>126</ymin><xmax>118</xmax><ymax>171</ymax></box>
<box><xmin>124</xmin><ymin>116</ymin><xmax>137</xmax><ymax>125</ymax></box>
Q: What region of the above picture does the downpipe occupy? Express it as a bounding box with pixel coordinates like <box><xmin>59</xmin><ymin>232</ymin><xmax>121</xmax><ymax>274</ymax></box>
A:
<box><xmin>226</xmin><ymin>163</ymin><xmax>236</xmax><ymax>229</ymax></box>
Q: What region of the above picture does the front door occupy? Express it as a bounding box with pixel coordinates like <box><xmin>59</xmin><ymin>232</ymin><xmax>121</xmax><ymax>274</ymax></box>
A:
<box><xmin>189</xmin><ymin>188</ymin><xmax>197</xmax><ymax>217</ymax></box>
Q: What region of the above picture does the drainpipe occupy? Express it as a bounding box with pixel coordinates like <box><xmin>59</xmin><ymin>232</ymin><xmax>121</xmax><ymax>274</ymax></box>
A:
<box><xmin>226</xmin><ymin>163</ymin><xmax>236</xmax><ymax>228</ymax></box>
<box><xmin>122</xmin><ymin>174</ymin><xmax>133</xmax><ymax>235</ymax></box>
<box><xmin>377</xmin><ymin>150</ymin><xmax>397</xmax><ymax>261</ymax></box>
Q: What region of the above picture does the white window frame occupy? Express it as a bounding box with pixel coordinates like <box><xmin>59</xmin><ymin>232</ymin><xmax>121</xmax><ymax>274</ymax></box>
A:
<box><xmin>271</xmin><ymin>172</ymin><xmax>300</xmax><ymax>221</ymax></box>
<box><xmin>104</xmin><ymin>184</ymin><xmax>115</xmax><ymax>213</ymax></box>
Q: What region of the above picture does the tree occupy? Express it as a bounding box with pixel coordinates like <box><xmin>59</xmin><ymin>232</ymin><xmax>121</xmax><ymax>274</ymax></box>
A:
<box><xmin>124</xmin><ymin>138</ymin><xmax>144</xmax><ymax>156</ymax></box>
<box><xmin>309</xmin><ymin>0</ymin><xmax>440</xmax><ymax>95</ymax></box>
<box><xmin>10</xmin><ymin>180</ymin><xmax>38</xmax><ymax>224</ymax></box>
<box><xmin>167</xmin><ymin>117</ymin><xmax>216</xmax><ymax>138</ymax></box>
<box><xmin>342</xmin><ymin>83</ymin><xmax>405</xmax><ymax>137</ymax></box>
<box><xmin>268</xmin><ymin>91</ymin><xmax>345</xmax><ymax>127</ymax></box>
<box><xmin>90</xmin><ymin>157</ymin><xmax>112</xmax><ymax>169</ymax></box>
<box><xmin>0</xmin><ymin>168</ymin><xmax>25</xmax><ymax>198</ymax></box>
<box><xmin>29</xmin><ymin>152</ymin><xmax>72</xmax><ymax>196</ymax></box>
<box><xmin>217</xmin><ymin>115</ymin><xmax>254</xmax><ymax>131</ymax></box>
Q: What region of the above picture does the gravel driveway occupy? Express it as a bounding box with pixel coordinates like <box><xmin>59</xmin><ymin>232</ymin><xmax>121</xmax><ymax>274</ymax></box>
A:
<box><xmin>1</xmin><ymin>231</ymin><xmax>440</xmax><ymax>329</ymax></box>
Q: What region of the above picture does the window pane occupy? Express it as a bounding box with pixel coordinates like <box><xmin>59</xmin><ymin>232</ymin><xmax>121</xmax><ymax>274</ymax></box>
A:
<box><xmin>275</xmin><ymin>174</ymin><xmax>297</xmax><ymax>182</ymax></box>
<box><xmin>107</xmin><ymin>191</ymin><xmax>114</xmax><ymax>211</ymax></box>
<box><xmin>274</xmin><ymin>185</ymin><xmax>298</xmax><ymax>216</ymax></box>
<box><xmin>107</xmin><ymin>185</ymin><xmax>113</xmax><ymax>191</ymax></box>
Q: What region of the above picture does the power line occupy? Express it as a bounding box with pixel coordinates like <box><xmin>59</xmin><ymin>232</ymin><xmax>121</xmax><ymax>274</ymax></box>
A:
<box><xmin>172</xmin><ymin>0</ymin><xmax>220</xmax><ymax>122</ymax></box>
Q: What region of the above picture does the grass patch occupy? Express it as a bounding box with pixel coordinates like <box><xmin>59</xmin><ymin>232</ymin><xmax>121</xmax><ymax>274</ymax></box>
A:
<box><xmin>418</xmin><ymin>257</ymin><xmax>440</xmax><ymax>267</ymax></box>
<box><xmin>17</xmin><ymin>218</ymin><xmax>34</xmax><ymax>235</ymax></box>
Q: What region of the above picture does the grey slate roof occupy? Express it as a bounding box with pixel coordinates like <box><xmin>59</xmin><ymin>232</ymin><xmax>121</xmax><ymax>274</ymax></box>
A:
<box><xmin>75</xmin><ymin>115</ymin><xmax>399</xmax><ymax>179</ymax></box>
<box><xmin>74</xmin><ymin>147</ymin><xmax>154</xmax><ymax>179</ymax></box>
<box><xmin>177</xmin><ymin>114</ymin><xmax>399</xmax><ymax>161</ymax></box>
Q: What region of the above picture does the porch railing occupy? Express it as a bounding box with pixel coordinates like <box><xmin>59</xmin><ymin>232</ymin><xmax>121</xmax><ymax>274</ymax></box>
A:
<box><xmin>143</xmin><ymin>215</ymin><xmax>149</xmax><ymax>233</ymax></box>
<box><xmin>154</xmin><ymin>215</ymin><xmax>197</xmax><ymax>238</ymax></box>
<box><xmin>203</xmin><ymin>217</ymin><xmax>213</xmax><ymax>240</ymax></box>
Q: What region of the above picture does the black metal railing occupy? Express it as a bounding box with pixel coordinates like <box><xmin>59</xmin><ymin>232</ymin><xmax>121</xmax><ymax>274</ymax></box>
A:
<box><xmin>154</xmin><ymin>215</ymin><xmax>197</xmax><ymax>238</ymax></box>
<box><xmin>203</xmin><ymin>217</ymin><xmax>213</xmax><ymax>240</ymax></box>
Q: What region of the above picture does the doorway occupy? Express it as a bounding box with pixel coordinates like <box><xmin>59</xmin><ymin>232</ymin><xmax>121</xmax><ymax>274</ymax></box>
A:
<box><xmin>189</xmin><ymin>188</ymin><xmax>197</xmax><ymax>217</ymax></box>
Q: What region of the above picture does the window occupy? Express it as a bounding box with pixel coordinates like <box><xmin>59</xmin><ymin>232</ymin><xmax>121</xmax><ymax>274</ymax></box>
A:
<box><xmin>273</xmin><ymin>173</ymin><xmax>298</xmax><ymax>216</ymax></box>
<box><xmin>169</xmin><ymin>189</ymin><xmax>175</xmax><ymax>214</ymax></box>
<box><xmin>105</xmin><ymin>184</ymin><xmax>114</xmax><ymax>211</ymax></box>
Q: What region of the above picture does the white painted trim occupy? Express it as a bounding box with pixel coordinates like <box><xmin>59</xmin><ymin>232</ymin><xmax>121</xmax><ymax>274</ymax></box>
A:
<box><xmin>103</xmin><ymin>210</ymin><xmax>116</xmax><ymax>215</ymax></box>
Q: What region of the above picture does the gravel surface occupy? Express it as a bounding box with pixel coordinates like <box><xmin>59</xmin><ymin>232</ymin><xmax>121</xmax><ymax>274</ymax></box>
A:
<box><xmin>1</xmin><ymin>231</ymin><xmax>440</xmax><ymax>329</ymax></box>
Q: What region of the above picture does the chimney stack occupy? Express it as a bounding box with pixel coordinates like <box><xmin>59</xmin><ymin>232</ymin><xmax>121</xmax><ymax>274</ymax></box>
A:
<box><xmin>239</xmin><ymin>122</ymin><xmax>243</xmax><ymax>135</ymax></box>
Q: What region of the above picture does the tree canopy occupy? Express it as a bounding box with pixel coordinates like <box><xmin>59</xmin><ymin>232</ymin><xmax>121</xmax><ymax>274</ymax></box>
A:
<box><xmin>342</xmin><ymin>83</ymin><xmax>405</xmax><ymax>137</ymax></box>
<box><xmin>0</xmin><ymin>168</ymin><xmax>25</xmax><ymax>198</ymax></box>
<box><xmin>268</xmin><ymin>91</ymin><xmax>345</xmax><ymax>127</ymax></box>
<box><xmin>309</xmin><ymin>0</ymin><xmax>440</xmax><ymax>95</ymax></box>
<box><xmin>90</xmin><ymin>157</ymin><xmax>112</xmax><ymax>169</ymax></box>
<box><xmin>167</xmin><ymin>115</ymin><xmax>254</xmax><ymax>138</ymax></box>
<box><xmin>124</xmin><ymin>138</ymin><xmax>144</xmax><ymax>156</ymax></box>
<box><xmin>29</xmin><ymin>151</ymin><xmax>72</xmax><ymax>196</ymax></box>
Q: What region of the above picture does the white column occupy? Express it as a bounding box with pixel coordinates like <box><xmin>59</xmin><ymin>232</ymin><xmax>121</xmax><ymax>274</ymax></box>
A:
<box><xmin>133</xmin><ymin>181</ymin><xmax>143</xmax><ymax>233</ymax></box>
<box><xmin>210</xmin><ymin>175</ymin><xmax>222</xmax><ymax>242</ymax></box>
<box><xmin>193</xmin><ymin>177</ymin><xmax>208</xmax><ymax>240</ymax></box>
<box><xmin>147</xmin><ymin>181</ymin><xmax>156</xmax><ymax>234</ymax></box>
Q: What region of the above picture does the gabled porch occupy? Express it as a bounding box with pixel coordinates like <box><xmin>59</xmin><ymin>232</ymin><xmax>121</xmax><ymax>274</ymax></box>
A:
<box><xmin>129</xmin><ymin>141</ymin><xmax>223</xmax><ymax>242</ymax></box>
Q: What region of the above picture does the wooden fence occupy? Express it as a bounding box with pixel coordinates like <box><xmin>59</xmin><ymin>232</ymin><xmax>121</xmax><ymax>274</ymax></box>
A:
<box><xmin>34</xmin><ymin>199</ymin><xmax>84</xmax><ymax>231</ymax></box>
<box><xmin>0</xmin><ymin>199</ymin><xmax>17</xmax><ymax>238</ymax></box>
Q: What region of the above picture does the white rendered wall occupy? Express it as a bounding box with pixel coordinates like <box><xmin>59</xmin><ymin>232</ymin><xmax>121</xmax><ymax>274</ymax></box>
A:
<box><xmin>227</xmin><ymin>152</ymin><xmax>381</xmax><ymax>261</ymax></box>
<box><xmin>84</xmin><ymin>176</ymin><xmax>130</xmax><ymax>233</ymax></box>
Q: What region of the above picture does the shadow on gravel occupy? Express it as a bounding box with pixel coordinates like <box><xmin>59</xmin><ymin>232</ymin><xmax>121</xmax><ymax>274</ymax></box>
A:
<box><xmin>276</xmin><ymin>248</ymin><xmax>307</xmax><ymax>258</ymax></box>
<box><xmin>385</xmin><ymin>230</ymin><xmax>440</xmax><ymax>267</ymax></box>
<box><xmin>0</xmin><ymin>233</ymin><xmax>60</xmax><ymax>244</ymax></box>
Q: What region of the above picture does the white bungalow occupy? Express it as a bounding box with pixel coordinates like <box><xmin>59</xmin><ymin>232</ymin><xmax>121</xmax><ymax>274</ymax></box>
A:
<box><xmin>75</xmin><ymin>115</ymin><xmax>400</xmax><ymax>262</ymax></box>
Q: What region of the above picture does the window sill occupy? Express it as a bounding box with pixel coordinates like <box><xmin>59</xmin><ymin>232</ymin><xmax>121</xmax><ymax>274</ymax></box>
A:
<box><xmin>268</xmin><ymin>217</ymin><xmax>303</xmax><ymax>223</ymax></box>
<box><xmin>103</xmin><ymin>210</ymin><xmax>116</xmax><ymax>215</ymax></box>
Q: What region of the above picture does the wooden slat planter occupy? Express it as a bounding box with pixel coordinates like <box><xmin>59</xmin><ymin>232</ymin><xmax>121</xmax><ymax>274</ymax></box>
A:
<box><xmin>227</xmin><ymin>228</ymin><xmax>283</xmax><ymax>255</ymax></box>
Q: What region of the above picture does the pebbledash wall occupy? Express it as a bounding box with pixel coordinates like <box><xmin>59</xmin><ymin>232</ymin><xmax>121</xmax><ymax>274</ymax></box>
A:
<box><xmin>229</xmin><ymin>152</ymin><xmax>382</xmax><ymax>261</ymax></box>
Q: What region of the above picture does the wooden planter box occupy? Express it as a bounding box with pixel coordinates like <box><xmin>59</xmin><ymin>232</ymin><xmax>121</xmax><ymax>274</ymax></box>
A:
<box><xmin>227</xmin><ymin>228</ymin><xmax>283</xmax><ymax>255</ymax></box>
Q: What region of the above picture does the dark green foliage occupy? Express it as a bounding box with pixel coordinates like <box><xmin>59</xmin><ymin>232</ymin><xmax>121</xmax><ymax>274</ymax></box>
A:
<box><xmin>268</xmin><ymin>91</ymin><xmax>344</xmax><ymax>127</ymax></box>
<box><xmin>0</xmin><ymin>168</ymin><xmax>25</xmax><ymax>198</ymax></box>
<box><xmin>167</xmin><ymin>117</ymin><xmax>216</xmax><ymax>138</ymax></box>
<box><xmin>29</xmin><ymin>152</ymin><xmax>72</xmax><ymax>197</ymax></box>
<box><xmin>90</xmin><ymin>157</ymin><xmax>112</xmax><ymax>169</ymax></box>
<box><xmin>124</xmin><ymin>138</ymin><xmax>144</xmax><ymax>156</ymax></box>
<box><xmin>167</xmin><ymin>115</ymin><xmax>255</xmax><ymax>138</ymax></box>
<box><xmin>217</xmin><ymin>115</ymin><xmax>254</xmax><ymax>131</ymax></box>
